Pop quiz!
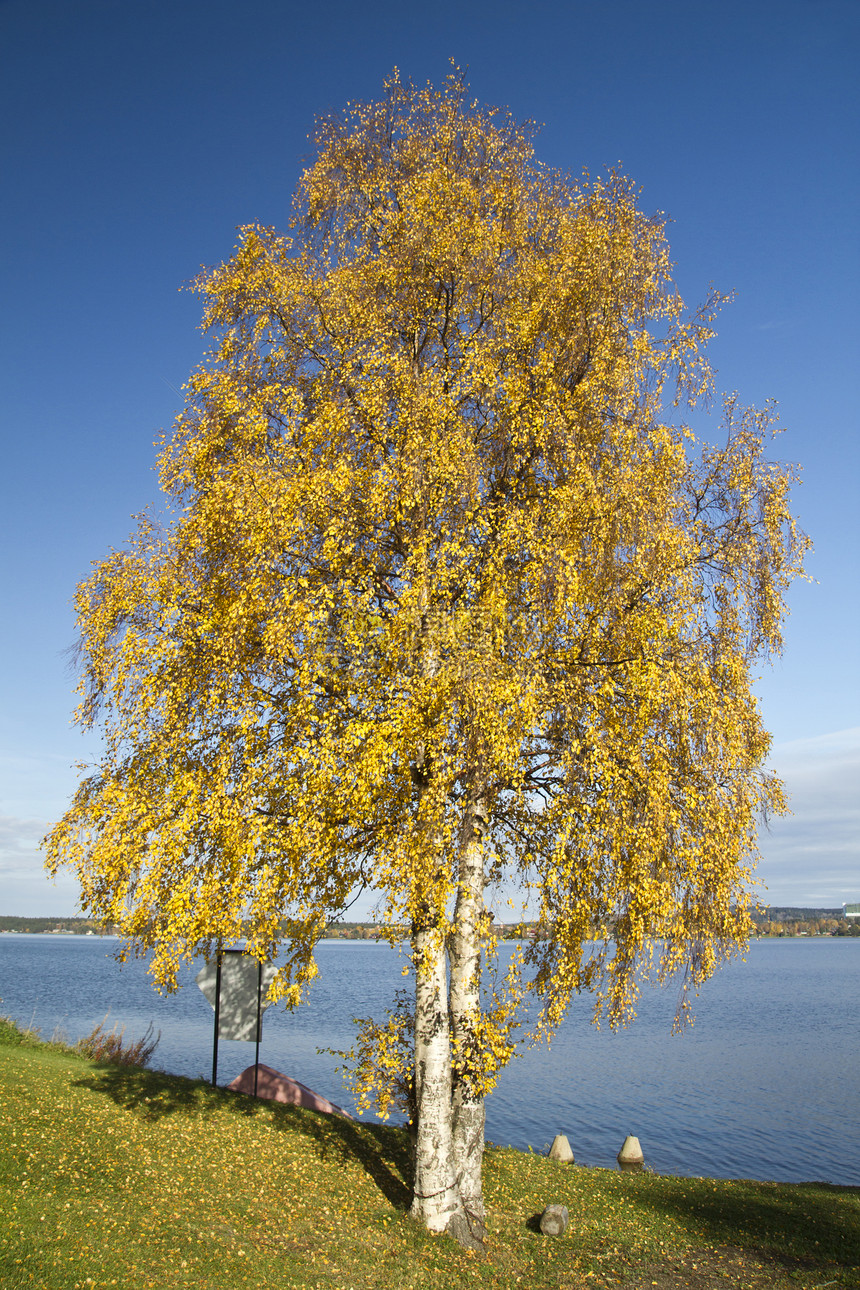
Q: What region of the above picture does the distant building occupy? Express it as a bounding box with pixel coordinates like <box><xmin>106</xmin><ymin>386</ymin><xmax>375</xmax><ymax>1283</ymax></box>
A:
<box><xmin>844</xmin><ymin>903</ymin><xmax>860</xmax><ymax>920</ymax></box>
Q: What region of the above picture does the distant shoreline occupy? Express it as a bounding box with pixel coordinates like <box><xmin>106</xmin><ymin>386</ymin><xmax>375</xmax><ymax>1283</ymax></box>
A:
<box><xmin>2</xmin><ymin>909</ymin><xmax>858</xmax><ymax>940</ymax></box>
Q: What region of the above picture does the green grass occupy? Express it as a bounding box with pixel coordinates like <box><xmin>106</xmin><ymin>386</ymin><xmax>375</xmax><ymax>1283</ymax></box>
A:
<box><xmin>1</xmin><ymin>1015</ymin><xmax>857</xmax><ymax>1289</ymax></box>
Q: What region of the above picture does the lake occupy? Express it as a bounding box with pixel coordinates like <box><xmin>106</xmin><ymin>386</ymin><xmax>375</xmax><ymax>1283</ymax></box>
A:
<box><xmin>1</xmin><ymin>933</ymin><xmax>857</xmax><ymax>1186</ymax></box>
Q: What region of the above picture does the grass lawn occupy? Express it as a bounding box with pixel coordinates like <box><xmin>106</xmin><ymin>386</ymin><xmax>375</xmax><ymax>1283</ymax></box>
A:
<box><xmin>1</xmin><ymin>1016</ymin><xmax>857</xmax><ymax>1289</ymax></box>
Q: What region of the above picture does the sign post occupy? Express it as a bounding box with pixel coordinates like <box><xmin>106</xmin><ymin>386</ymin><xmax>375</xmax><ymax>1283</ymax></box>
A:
<box><xmin>254</xmin><ymin>960</ymin><xmax>262</xmax><ymax>1097</ymax></box>
<box><xmin>211</xmin><ymin>950</ymin><xmax>223</xmax><ymax>1087</ymax></box>
<box><xmin>196</xmin><ymin>950</ymin><xmax>276</xmax><ymax>1090</ymax></box>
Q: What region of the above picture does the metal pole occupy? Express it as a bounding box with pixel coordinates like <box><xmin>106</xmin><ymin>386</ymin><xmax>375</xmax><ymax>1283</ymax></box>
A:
<box><xmin>254</xmin><ymin>960</ymin><xmax>262</xmax><ymax>1099</ymax></box>
<box><xmin>211</xmin><ymin>947</ymin><xmax>222</xmax><ymax>1087</ymax></box>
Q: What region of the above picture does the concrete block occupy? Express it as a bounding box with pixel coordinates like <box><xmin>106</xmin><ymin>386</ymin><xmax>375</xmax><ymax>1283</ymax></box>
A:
<box><xmin>547</xmin><ymin>1133</ymin><xmax>574</xmax><ymax>1163</ymax></box>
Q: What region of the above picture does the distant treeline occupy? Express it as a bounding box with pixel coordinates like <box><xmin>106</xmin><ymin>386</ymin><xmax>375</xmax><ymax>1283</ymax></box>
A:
<box><xmin>0</xmin><ymin>916</ymin><xmax>114</xmax><ymax>935</ymax></box>
<box><xmin>748</xmin><ymin>907</ymin><xmax>858</xmax><ymax>937</ymax></box>
<box><xmin>750</xmin><ymin>910</ymin><xmax>858</xmax><ymax>937</ymax></box>
<box><xmin>3</xmin><ymin>909</ymin><xmax>857</xmax><ymax>939</ymax></box>
<box><xmin>324</xmin><ymin>913</ymin><xmax>860</xmax><ymax>939</ymax></box>
<box><xmin>752</xmin><ymin>906</ymin><xmax>845</xmax><ymax>921</ymax></box>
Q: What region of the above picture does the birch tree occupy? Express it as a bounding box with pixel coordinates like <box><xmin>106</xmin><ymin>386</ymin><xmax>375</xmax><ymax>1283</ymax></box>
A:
<box><xmin>46</xmin><ymin>69</ymin><xmax>806</xmax><ymax>1246</ymax></box>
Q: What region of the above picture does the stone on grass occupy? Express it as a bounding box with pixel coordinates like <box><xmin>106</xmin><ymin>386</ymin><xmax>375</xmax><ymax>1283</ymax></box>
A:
<box><xmin>227</xmin><ymin>1063</ymin><xmax>352</xmax><ymax>1117</ymax></box>
<box><xmin>539</xmin><ymin>1204</ymin><xmax>569</xmax><ymax>1236</ymax></box>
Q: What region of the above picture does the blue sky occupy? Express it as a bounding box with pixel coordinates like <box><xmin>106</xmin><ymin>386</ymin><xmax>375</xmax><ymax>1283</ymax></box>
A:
<box><xmin>1</xmin><ymin>0</ymin><xmax>857</xmax><ymax>916</ymax></box>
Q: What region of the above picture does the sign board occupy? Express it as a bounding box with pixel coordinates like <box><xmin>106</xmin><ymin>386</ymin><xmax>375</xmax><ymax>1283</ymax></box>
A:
<box><xmin>196</xmin><ymin>953</ymin><xmax>277</xmax><ymax>1041</ymax></box>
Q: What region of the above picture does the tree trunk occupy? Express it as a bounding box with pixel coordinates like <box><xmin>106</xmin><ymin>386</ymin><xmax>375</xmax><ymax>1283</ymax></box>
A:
<box><xmin>407</xmin><ymin>600</ymin><xmax>483</xmax><ymax>1250</ymax></box>
<box><xmin>410</xmin><ymin>915</ymin><xmax>464</xmax><ymax>1235</ymax></box>
<box><xmin>449</xmin><ymin>788</ymin><xmax>487</xmax><ymax>1240</ymax></box>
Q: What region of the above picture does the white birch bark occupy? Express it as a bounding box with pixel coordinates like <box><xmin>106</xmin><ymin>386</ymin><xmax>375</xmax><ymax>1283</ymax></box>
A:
<box><xmin>410</xmin><ymin>915</ymin><xmax>463</xmax><ymax>1234</ymax></box>
<box><xmin>406</xmin><ymin>579</ymin><xmax>483</xmax><ymax>1248</ymax></box>
<box><xmin>449</xmin><ymin>788</ymin><xmax>487</xmax><ymax>1238</ymax></box>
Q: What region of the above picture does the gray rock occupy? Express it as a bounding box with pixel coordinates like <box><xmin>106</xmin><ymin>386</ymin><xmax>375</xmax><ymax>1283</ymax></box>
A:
<box><xmin>539</xmin><ymin>1203</ymin><xmax>569</xmax><ymax>1236</ymax></box>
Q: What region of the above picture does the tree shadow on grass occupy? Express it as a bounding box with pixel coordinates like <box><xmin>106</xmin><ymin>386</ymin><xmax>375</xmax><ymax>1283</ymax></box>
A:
<box><xmin>621</xmin><ymin>1172</ymin><xmax>860</xmax><ymax>1275</ymax></box>
<box><xmin>72</xmin><ymin>1062</ymin><xmax>412</xmax><ymax>1211</ymax></box>
<box><xmin>280</xmin><ymin>1102</ymin><xmax>413</xmax><ymax>1210</ymax></box>
<box><xmin>618</xmin><ymin>1244</ymin><xmax>846</xmax><ymax>1290</ymax></box>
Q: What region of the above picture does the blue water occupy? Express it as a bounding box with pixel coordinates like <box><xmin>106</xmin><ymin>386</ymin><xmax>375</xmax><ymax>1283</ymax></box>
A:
<box><xmin>1</xmin><ymin>934</ymin><xmax>858</xmax><ymax>1186</ymax></box>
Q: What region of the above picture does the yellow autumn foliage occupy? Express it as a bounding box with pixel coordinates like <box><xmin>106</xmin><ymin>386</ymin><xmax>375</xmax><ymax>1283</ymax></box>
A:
<box><xmin>46</xmin><ymin>69</ymin><xmax>806</xmax><ymax>1064</ymax></box>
